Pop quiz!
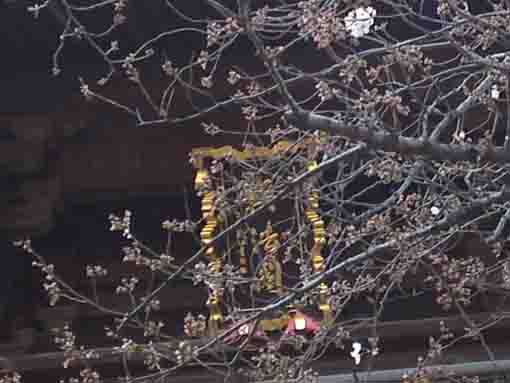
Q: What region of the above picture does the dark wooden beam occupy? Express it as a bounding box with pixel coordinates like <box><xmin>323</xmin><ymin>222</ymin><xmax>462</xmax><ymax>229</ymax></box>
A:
<box><xmin>2</xmin><ymin>312</ymin><xmax>509</xmax><ymax>373</ymax></box>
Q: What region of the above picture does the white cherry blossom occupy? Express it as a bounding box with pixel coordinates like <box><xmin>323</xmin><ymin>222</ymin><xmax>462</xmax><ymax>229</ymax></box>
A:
<box><xmin>344</xmin><ymin>6</ymin><xmax>376</xmax><ymax>38</ymax></box>
<box><xmin>491</xmin><ymin>85</ymin><xmax>501</xmax><ymax>100</ymax></box>
<box><xmin>350</xmin><ymin>342</ymin><xmax>362</xmax><ymax>365</ymax></box>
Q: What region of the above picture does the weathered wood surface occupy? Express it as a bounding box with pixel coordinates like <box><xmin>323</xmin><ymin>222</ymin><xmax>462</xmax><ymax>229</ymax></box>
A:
<box><xmin>0</xmin><ymin>107</ymin><xmax>238</xmax><ymax>237</ymax></box>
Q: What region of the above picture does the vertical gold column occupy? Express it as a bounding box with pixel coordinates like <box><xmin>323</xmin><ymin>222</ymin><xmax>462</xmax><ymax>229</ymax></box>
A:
<box><xmin>194</xmin><ymin>158</ymin><xmax>223</xmax><ymax>335</ymax></box>
<box><xmin>305</xmin><ymin>160</ymin><xmax>332</xmax><ymax>324</ymax></box>
<box><xmin>257</xmin><ymin>223</ymin><xmax>283</xmax><ymax>295</ymax></box>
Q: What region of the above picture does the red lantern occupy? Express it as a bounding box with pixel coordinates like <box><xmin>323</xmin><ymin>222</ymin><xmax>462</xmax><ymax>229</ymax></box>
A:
<box><xmin>284</xmin><ymin>310</ymin><xmax>320</xmax><ymax>335</ymax></box>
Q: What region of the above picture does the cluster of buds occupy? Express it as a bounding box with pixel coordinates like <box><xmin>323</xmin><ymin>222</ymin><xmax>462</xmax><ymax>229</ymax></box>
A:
<box><xmin>196</xmin><ymin>50</ymin><xmax>209</xmax><ymax>70</ymax></box>
<box><xmin>85</xmin><ymin>265</ymin><xmax>108</xmax><ymax>278</ymax></box>
<box><xmin>333</xmin><ymin>326</ymin><xmax>351</xmax><ymax>349</ymax></box>
<box><xmin>143</xmin><ymin>343</ymin><xmax>161</xmax><ymax>370</ymax></box>
<box><xmin>363</xmin><ymin>213</ymin><xmax>391</xmax><ymax>235</ymax></box>
<box><xmin>78</xmin><ymin>368</ymin><xmax>101</xmax><ymax>383</ymax></box>
<box><xmin>174</xmin><ymin>341</ymin><xmax>198</xmax><ymax>364</ymax></box>
<box><xmin>43</xmin><ymin>280</ymin><xmax>61</xmax><ymax>306</ymax></box>
<box><xmin>250</xmin><ymin>345</ymin><xmax>281</xmax><ymax>378</ymax></box>
<box><xmin>53</xmin><ymin>324</ymin><xmax>76</xmax><ymax>353</ymax></box>
<box><xmin>191</xmin><ymin>262</ymin><xmax>208</xmax><ymax>286</ymax></box>
<box><xmin>502</xmin><ymin>260</ymin><xmax>510</xmax><ymax>288</ymax></box>
<box><xmin>383</xmin><ymin>46</ymin><xmax>432</xmax><ymax>75</ymax></box>
<box><xmin>32</xmin><ymin>262</ymin><xmax>62</xmax><ymax>306</ymax></box>
<box><xmin>201</xmin><ymin>75</ymin><xmax>213</xmax><ymax>89</ymax></box>
<box><xmin>365</xmin><ymin>154</ymin><xmax>403</xmax><ymax>184</ymax></box>
<box><xmin>79</xmin><ymin>79</ymin><xmax>94</xmax><ymax>102</ymax></box>
<box><xmin>158</xmin><ymin>254</ymin><xmax>175</xmax><ymax>268</ymax></box>
<box><xmin>121</xmin><ymin>54</ymin><xmax>139</xmax><ymax>83</ymax></box>
<box><xmin>115</xmin><ymin>277</ymin><xmax>139</xmax><ymax>294</ymax></box>
<box><xmin>437</xmin><ymin>0</ymin><xmax>451</xmax><ymax>17</ymax></box>
<box><xmin>380</xmin><ymin>91</ymin><xmax>410</xmax><ymax>116</ymax></box>
<box><xmin>241</xmin><ymin>105</ymin><xmax>258</xmax><ymax>122</ymax></box>
<box><xmin>109</xmin><ymin>210</ymin><xmax>132</xmax><ymax>239</ymax></box>
<box><xmin>161</xmin><ymin>219</ymin><xmax>195</xmax><ymax>232</ymax></box>
<box><xmin>0</xmin><ymin>372</ymin><xmax>21</xmax><ymax>383</ymax></box>
<box><xmin>58</xmin><ymin>369</ymin><xmax>101</xmax><ymax>383</ymax></box>
<box><xmin>113</xmin><ymin>0</ymin><xmax>127</xmax><ymax>25</ymax></box>
<box><xmin>300</xmin><ymin>369</ymin><xmax>319</xmax><ymax>383</ymax></box>
<box><xmin>121</xmin><ymin>244</ymin><xmax>142</xmax><ymax>262</ymax></box>
<box><xmin>297</xmin><ymin>0</ymin><xmax>345</xmax><ymax>48</ymax></box>
<box><xmin>13</xmin><ymin>239</ymin><xmax>33</xmax><ymax>253</ymax></box>
<box><xmin>122</xmin><ymin>246</ymin><xmax>175</xmax><ymax>272</ymax></box>
<box><xmin>206</xmin><ymin>18</ymin><xmax>242</xmax><ymax>47</ymax></box>
<box><xmin>143</xmin><ymin>320</ymin><xmax>164</xmax><ymax>338</ymax></box>
<box><xmin>27</xmin><ymin>2</ymin><xmax>48</xmax><ymax>18</ymax></box>
<box><xmin>251</xmin><ymin>5</ymin><xmax>269</xmax><ymax>27</ymax></box>
<box><xmin>202</xmin><ymin>122</ymin><xmax>221</xmax><ymax>136</ymax></box>
<box><xmin>227</xmin><ymin>69</ymin><xmax>241</xmax><ymax>85</ymax></box>
<box><xmin>426</xmin><ymin>253</ymin><xmax>484</xmax><ymax>310</ymax></box>
<box><xmin>183</xmin><ymin>312</ymin><xmax>207</xmax><ymax>337</ymax></box>
<box><xmin>439</xmin><ymin>320</ymin><xmax>455</xmax><ymax>342</ymax></box>
<box><xmin>398</xmin><ymin>193</ymin><xmax>421</xmax><ymax>213</ymax></box>
<box><xmin>315</xmin><ymin>80</ymin><xmax>334</xmax><ymax>102</ymax></box>
<box><xmin>144</xmin><ymin>299</ymin><xmax>161</xmax><ymax>313</ymax></box>
<box><xmin>104</xmin><ymin>326</ymin><xmax>120</xmax><ymax>339</ymax></box>
<box><xmin>162</xmin><ymin>60</ymin><xmax>175</xmax><ymax>77</ymax></box>
<box><xmin>338</xmin><ymin>55</ymin><xmax>367</xmax><ymax>84</ymax></box>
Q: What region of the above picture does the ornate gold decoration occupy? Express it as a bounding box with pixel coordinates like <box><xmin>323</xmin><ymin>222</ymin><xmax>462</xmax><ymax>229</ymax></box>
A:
<box><xmin>257</xmin><ymin>223</ymin><xmax>283</xmax><ymax>295</ymax></box>
<box><xmin>199</xmin><ymin>192</ymin><xmax>217</xmax><ymax>258</ymax></box>
<box><xmin>305</xmin><ymin>160</ymin><xmax>332</xmax><ymax>323</ymax></box>
<box><xmin>190</xmin><ymin>134</ymin><xmax>332</xmax><ymax>337</ymax></box>
<box><xmin>190</xmin><ymin>137</ymin><xmax>323</xmax><ymax>162</ymax></box>
<box><xmin>193</xmin><ymin>161</ymin><xmax>223</xmax><ymax>335</ymax></box>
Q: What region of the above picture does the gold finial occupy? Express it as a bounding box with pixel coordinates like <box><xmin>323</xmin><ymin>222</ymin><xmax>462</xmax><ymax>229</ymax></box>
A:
<box><xmin>207</xmin><ymin>290</ymin><xmax>223</xmax><ymax>336</ymax></box>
